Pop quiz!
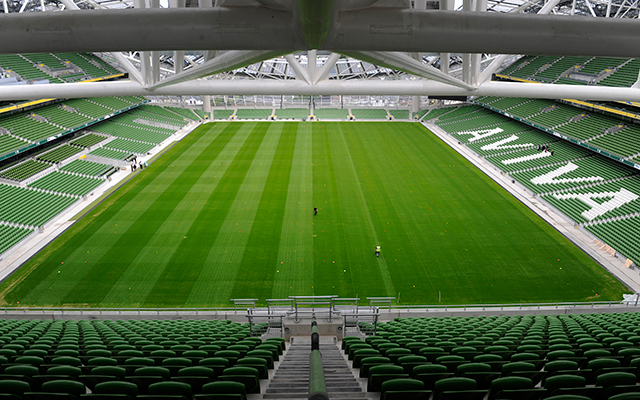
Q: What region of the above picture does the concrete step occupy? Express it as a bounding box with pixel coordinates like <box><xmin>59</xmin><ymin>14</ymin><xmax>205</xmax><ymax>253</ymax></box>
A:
<box><xmin>260</xmin><ymin>338</ymin><xmax>366</xmax><ymax>400</ymax></box>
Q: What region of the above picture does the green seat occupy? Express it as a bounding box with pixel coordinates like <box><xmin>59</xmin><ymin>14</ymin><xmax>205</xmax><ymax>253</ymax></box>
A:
<box><xmin>380</xmin><ymin>378</ymin><xmax>430</xmax><ymax>400</ymax></box>
<box><xmin>161</xmin><ymin>358</ymin><xmax>192</xmax><ymax>376</ymax></box>
<box><xmin>0</xmin><ymin>379</ymin><xmax>31</xmax><ymax>397</ymax></box>
<box><xmin>244</xmin><ymin>351</ymin><xmax>273</xmax><ymax>369</ymax></box>
<box><xmin>213</xmin><ymin>351</ymin><xmax>240</xmax><ymax>368</ymax></box>
<box><xmin>125</xmin><ymin>378</ymin><xmax>167</xmax><ymax>395</ymax></box>
<box><xmin>458</xmin><ymin>362</ymin><xmax>500</xmax><ymax>390</ymax></box>
<box><xmin>235</xmin><ymin>358</ymin><xmax>267</xmax><ymax>380</ymax></box>
<box><xmin>435</xmin><ymin>355</ymin><xmax>468</xmax><ymax>373</ymax></box>
<box><xmin>198</xmin><ymin>346</ymin><xmax>221</xmax><ymax>358</ymax></box>
<box><xmin>147</xmin><ymin>381</ymin><xmax>192</xmax><ymax>399</ymax></box>
<box><xmin>418</xmin><ymin>348</ymin><xmax>446</xmax><ymax>363</ymax></box>
<box><xmin>368</xmin><ymin>365</ymin><xmax>408</xmax><ymax>392</ymax></box>
<box><xmin>545</xmin><ymin>374</ymin><xmax>586</xmax><ymax>392</ymax></box>
<box><xmin>93</xmin><ymin>381</ymin><xmax>138</xmax><ymax>397</ymax></box>
<box><xmin>88</xmin><ymin>358</ymin><xmax>117</xmax><ymax>367</ymax></box>
<box><xmin>360</xmin><ymin>357</ymin><xmax>392</xmax><ymax>378</ymax></box>
<box><xmin>596</xmin><ymin>371</ymin><xmax>640</xmax><ymax>398</ymax></box>
<box><xmin>38</xmin><ymin>379</ymin><xmax>86</xmax><ymax>397</ymax></box>
<box><xmin>488</xmin><ymin>376</ymin><xmax>533</xmax><ymax>400</ymax></box>
<box><xmin>545</xmin><ymin>360</ymin><xmax>580</xmax><ymax>377</ymax></box>
<box><xmin>397</xmin><ymin>355</ymin><xmax>429</xmax><ymax>375</ymax></box>
<box><xmin>219</xmin><ymin>367</ymin><xmax>259</xmax><ymax>394</ymax></box>
<box><xmin>79</xmin><ymin>366</ymin><xmax>127</xmax><ymax>391</ymax></box>
<box><xmin>14</xmin><ymin>357</ymin><xmax>44</xmax><ymax>367</ymax></box>
<box><xmin>196</xmin><ymin>381</ymin><xmax>246</xmax><ymax>400</ymax></box>
<box><xmin>433</xmin><ymin>376</ymin><xmax>485</xmax><ymax>400</ymax></box>
<box><xmin>353</xmin><ymin>349</ymin><xmax>380</xmax><ymax>368</ymax></box>
<box><xmin>51</xmin><ymin>357</ymin><xmax>82</xmax><ymax>367</ymax></box>
<box><xmin>198</xmin><ymin>358</ymin><xmax>229</xmax><ymax>379</ymax></box>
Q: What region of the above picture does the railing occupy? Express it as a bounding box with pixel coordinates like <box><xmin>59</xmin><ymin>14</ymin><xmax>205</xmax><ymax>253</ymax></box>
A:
<box><xmin>0</xmin><ymin>307</ymin><xmax>238</xmax><ymax>316</ymax></box>
<box><xmin>380</xmin><ymin>299</ymin><xmax>640</xmax><ymax>312</ymax></box>
<box><xmin>308</xmin><ymin>319</ymin><xmax>329</xmax><ymax>400</ymax></box>
<box><xmin>1</xmin><ymin>298</ymin><xmax>638</xmax><ymax>319</ymax></box>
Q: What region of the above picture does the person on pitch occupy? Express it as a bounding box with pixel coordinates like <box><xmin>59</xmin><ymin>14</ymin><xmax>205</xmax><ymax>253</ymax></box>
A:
<box><xmin>375</xmin><ymin>245</ymin><xmax>381</xmax><ymax>257</ymax></box>
<box><xmin>314</xmin><ymin>207</ymin><xmax>318</xmax><ymax>216</ymax></box>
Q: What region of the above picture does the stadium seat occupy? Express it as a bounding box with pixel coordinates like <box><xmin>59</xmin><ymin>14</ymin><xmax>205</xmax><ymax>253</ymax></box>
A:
<box><xmin>172</xmin><ymin>366</ymin><xmax>214</xmax><ymax>394</ymax></box>
<box><xmin>0</xmin><ymin>379</ymin><xmax>32</xmax><ymax>399</ymax></box>
<box><xmin>234</xmin><ymin>358</ymin><xmax>267</xmax><ymax>380</ymax></box>
<box><xmin>79</xmin><ymin>366</ymin><xmax>126</xmax><ymax>391</ymax></box>
<box><xmin>218</xmin><ymin>367</ymin><xmax>259</xmax><ymax>394</ymax></box>
<box><xmin>380</xmin><ymin>378</ymin><xmax>430</xmax><ymax>400</ymax></box>
<box><xmin>433</xmin><ymin>376</ymin><xmax>486</xmax><ymax>400</ymax></box>
<box><xmin>457</xmin><ymin>362</ymin><xmax>500</xmax><ymax>389</ymax></box>
<box><xmin>141</xmin><ymin>381</ymin><xmax>192</xmax><ymax>400</ymax></box>
<box><xmin>24</xmin><ymin>379</ymin><xmax>86</xmax><ymax>400</ymax></box>
<box><xmin>195</xmin><ymin>381</ymin><xmax>246</xmax><ymax>400</ymax></box>
<box><xmin>368</xmin><ymin>365</ymin><xmax>409</xmax><ymax>392</ymax></box>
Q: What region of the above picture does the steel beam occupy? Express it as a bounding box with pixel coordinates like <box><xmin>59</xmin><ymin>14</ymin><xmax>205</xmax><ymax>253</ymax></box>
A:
<box><xmin>342</xmin><ymin>51</ymin><xmax>474</xmax><ymax>89</ymax></box>
<box><xmin>1</xmin><ymin>8</ymin><xmax>640</xmax><ymax>57</ymax></box>
<box><xmin>147</xmin><ymin>50</ymin><xmax>287</xmax><ymax>90</ymax></box>
<box><xmin>1</xmin><ymin>80</ymin><xmax>639</xmax><ymax>102</ymax></box>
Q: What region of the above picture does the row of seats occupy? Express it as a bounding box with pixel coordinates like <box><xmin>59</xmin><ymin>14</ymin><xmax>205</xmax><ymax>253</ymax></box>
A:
<box><xmin>0</xmin><ymin>183</ymin><xmax>78</xmax><ymax>227</ymax></box>
<box><xmin>163</xmin><ymin>107</ymin><xmax>199</xmax><ymax>121</ymax></box>
<box><xmin>60</xmin><ymin>160</ymin><xmax>114</xmax><ymax>178</ymax></box>
<box><xmin>28</xmin><ymin>171</ymin><xmax>105</xmax><ymax>197</ymax></box>
<box><xmin>0</xmin><ymin>161</ymin><xmax>50</xmax><ymax>182</ymax></box>
<box><xmin>70</xmin><ymin>134</ymin><xmax>108</xmax><ymax>149</ymax></box>
<box><xmin>0</xmin><ymin>319</ymin><xmax>280</xmax><ymax>400</ymax></box>
<box><xmin>37</xmin><ymin>145</ymin><xmax>84</xmax><ymax>164</ymax></box>
<box><xmin>343</xmin><ymin>313</ymin><xmax>640</xmax><ymax>400</ymax></box>
<box><xmin>103</xmin><ymin>139</ymin><xmax>155</xmax><ymax>155</ymax></box>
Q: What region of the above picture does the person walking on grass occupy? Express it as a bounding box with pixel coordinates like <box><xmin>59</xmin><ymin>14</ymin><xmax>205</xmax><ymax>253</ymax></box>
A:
<box><xmin>314</xmin><ymin>207</ymin><xmax>318</xmax><ymax>216</ymax></box>
<box><xmin>375</xmin><ymin>245</ymin><xmax>381</xmax><ymax>257</ymax></box>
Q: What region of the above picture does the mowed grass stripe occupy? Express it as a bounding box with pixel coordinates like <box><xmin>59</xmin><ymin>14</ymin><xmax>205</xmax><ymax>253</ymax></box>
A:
<box><xmin>58</xmin><ymin>123</ymin><xmax>242</xmax><ymax>305</ymax></box>
<box><xmin>188</xmin><ymin>122</ymin><xmax>287</xmax><ymax>305</ymax></box>
<box><xmin>0</xmin><ymin>123</ymin><xmax>228</xmax><ymax>306</ymax></box>
<box><xmin>229</xmin><ymin>122</ymin><xmax>298</xmax><ymax>300</ymax></box>
<box><xmin>311</xmin><ymin>123</ymin><xmax>354</xmax><ymax>296</ymax></box>
<box><xmin>271</xmin><ymin>123</ymin><xmax>313</xmax><ymax>297</ymax></box>
<box><xmin>346</xmin><ymin>123</ymin><xmax>435</xmax><ymax>302</ymax></box>
<box><xmin>362</xmin><ymin>123</ymin><xmax>441</xmax><ymax>297</ymax></box>
<box><xmin>142</xmin><ymin>123</ymin><xmax>268</xmax><ymax>306</ymax></box>
<box><xmin>99</xmin><ymin>122</ymin><xmax>255</xmax><ymax>306</ymax></box>
<box><xmin>324</xmin><ymin>124</ymin><xmax>393</xmax><ymax>298</ymax></box>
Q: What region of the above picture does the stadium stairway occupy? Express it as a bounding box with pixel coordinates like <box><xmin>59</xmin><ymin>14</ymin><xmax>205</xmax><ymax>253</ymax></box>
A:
<box><xmin>263</xmin><ymin>337</ymin><xmax>366</xmax><ymax>400</ymax></box>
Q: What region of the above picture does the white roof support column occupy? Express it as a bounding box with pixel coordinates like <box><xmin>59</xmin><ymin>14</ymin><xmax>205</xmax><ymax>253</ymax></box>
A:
<box><xmin>439</xmin><ymin>0</ymin><xmax>454</xmax><ymax>75</ymax></box>
<box><xmin>149</xmin><ymin>0</ymin><xmax>160</xmax><ymax>85</ymax></box>
<box><xmin>2</xmin><ymin>0</ymin><xmax>8</xmax><ymax>14</ymax></box>
<box><xmin>633</xmin><ymin>69</ymin><xmax>640</xmax><ymax>88</ymax></box>
<box><xmin>111</xmin><ymin>52</ymin><xmax>144</xmax><ymax>83</ymax></box>
<box><xmin>169</xmin><ymin>0</ymin><xmax>185</xmax><ymax>75</ymax></box>
<box><xmin>200</xmin><ymin>0</ymin><xmax>216</xmax><ymax>63</ymax></box>
<box><xmin>461</xmin><ymin>0</ymin><xmax>475</xmax><ymax>84</ymax></box>
<box><xmin>284</xmin><ymin>54</ymin><xmax>310</xmax><ymax>84</ymax></box>
<box><xmin>315</xmin><ymin>53</ymin><xmax>340</xmax><ymax>84</ymax></box>
<box><xmin>307</xmin><ymin>50</ymin><xmax>317</xmax><ymax>84</ymax></box>
<box><xmin>40</xmin><ymin>0</ymin><xmax>45</xmax><ymax>11</ymax></box>
<box><xmin>133</xmin><ymin>0</ymin><xmax>152</xmax><ymax>86</ymax></box>
<box><xmin>19</xmin><ymin>0</ymin><xmax>30</xmax><ymax>13</ymax></box>
<box><xmin>469</xmin><ymin>0</ymin><xmax>487</xmax><ymax>86</ymax></box>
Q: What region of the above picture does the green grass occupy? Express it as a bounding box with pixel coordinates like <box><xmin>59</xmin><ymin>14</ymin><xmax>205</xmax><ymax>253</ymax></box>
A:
<box><xmin>0</xmin><ymin>122</ymin><xmax>628</xmax><ymax>307</ymax></box>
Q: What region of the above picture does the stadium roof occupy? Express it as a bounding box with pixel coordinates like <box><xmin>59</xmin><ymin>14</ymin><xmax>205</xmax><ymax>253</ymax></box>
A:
<box><xmin>0</xmin><ymin>0</ymin><xmax>639</xmax><ymax>102</ymax></box>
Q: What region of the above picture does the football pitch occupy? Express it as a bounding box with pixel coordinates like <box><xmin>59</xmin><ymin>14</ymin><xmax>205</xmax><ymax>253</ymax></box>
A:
<box><xmin>0</xmin><ymin>122</ymin><xmax>628</xmax><ymax>307</ymax></box>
